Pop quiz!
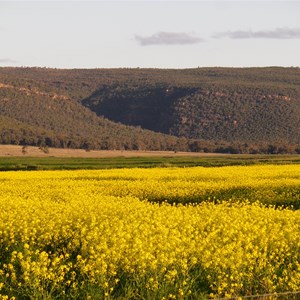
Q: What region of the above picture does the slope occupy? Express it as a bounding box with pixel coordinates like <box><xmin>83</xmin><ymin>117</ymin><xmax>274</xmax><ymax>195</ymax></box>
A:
<box><xmin>0</xmin><ymin>73</ymin><xmax>182</xmax><ymax>151</ymax></box>
<box><xmin>1</xmin><ymin>67</ymin><xmax>300</xmax><ymax>153</ymax></box>
<box><xmin>80</xmin><ymin>67</ymin><xmax>300</xmax><ymax>147</ymax></box>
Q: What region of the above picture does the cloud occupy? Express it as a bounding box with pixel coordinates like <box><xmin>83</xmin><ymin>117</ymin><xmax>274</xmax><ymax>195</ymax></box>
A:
<box><xmin>213</xmin><ymin>27</ymin><xmax>300</xmax><ymax>39</ymax></box>
<box><xmin>0</xmin><ymin>58</ymin><xmax>17</xmax><ymax>64</ymax></box>
<box><xmin>135</xmin><ymin>31</ymin><xmax>203</xmax><ymax>46</ymax></box>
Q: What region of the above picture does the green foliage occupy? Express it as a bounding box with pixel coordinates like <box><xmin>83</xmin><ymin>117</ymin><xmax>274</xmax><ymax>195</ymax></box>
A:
<box><xmin>0</xmin><ymin>154</ymin><xmax>300</xmax><ymax>171</ymax></box>
<box><xmin>0</xmin><ymin>67</ymin><xmax>300</xmax><ymax>153</ymax></box>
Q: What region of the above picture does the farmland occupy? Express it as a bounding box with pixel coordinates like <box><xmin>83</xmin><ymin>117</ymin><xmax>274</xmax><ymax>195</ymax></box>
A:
<box><xmin>1</xmin><ymin>165</ymin><xmax>300</xmax><ymax>299</ymax></box>
<box><xmin>0</xmin><ymin>145</ymin><xmax>300</xmax><ymax>171</ymax></box>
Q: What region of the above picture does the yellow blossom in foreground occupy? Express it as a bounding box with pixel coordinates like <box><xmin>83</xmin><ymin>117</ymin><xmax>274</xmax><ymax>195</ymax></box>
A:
<box><xmin>0</xmin><ymin>165</ymin><xmax>300</xmax><ymax>299</ymax></box>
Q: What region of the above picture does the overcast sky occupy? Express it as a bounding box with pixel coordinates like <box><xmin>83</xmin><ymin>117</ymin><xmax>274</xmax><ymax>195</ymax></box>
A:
<box><xmin>1</xmin><ymin>1</ymin><xmax>300</xmax><ymax>69</ymax></box>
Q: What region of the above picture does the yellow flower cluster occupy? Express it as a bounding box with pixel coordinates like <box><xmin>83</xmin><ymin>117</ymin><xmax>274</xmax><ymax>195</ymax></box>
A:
<box><xmin>0</xmin><ymin>165</ymin><xmax>300</xmax><ymax>299</ymax></box>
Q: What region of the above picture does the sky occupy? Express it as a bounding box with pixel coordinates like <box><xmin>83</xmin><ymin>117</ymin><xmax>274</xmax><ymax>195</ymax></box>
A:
<box><xmin>1</xmin><ymin>1</ymin><xmax>300</xmax><ymax>69</ymax></box>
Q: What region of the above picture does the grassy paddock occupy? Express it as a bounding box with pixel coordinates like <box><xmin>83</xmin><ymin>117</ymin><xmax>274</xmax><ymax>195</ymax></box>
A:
<box><xmin>0</xmin><ymin>154</ymin><xmax>300</xmax><ymax>171</ymax></box>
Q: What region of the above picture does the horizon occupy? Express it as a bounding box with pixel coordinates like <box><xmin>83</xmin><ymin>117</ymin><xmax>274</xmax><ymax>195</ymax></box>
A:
<box><xmin>1</xmin><ymin>1</ymin><xmax>300</xmax><ymax>69</ymax></box>
<box><xmin>1</xmin><ymin>65</ymin><xmax>299</xmax><ymax>70</ymax></box>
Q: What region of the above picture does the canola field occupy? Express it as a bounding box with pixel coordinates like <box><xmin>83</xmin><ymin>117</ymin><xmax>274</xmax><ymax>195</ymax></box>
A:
<box><xmin>0</xmin><ymin>165</ymin><xmax>300</xmax><ymax>299</ymax></box>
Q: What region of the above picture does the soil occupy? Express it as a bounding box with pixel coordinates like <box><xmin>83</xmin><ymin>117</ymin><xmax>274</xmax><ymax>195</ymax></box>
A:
<box><xmin>0</xmin><ymin>145</ymin><xmax>224</xmax><ymax>158</ymax></box>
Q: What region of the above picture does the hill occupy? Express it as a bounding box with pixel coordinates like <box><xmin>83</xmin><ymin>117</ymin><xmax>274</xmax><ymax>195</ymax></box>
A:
<box><xmin>0</xmin><ymin>70</ymin><xmax>183</xmax><ymax>151</ymax></box>
<box><xmin>0</xmin><ymin>67</ymin><xmax>300</xmax><ymax>153</ymax></box>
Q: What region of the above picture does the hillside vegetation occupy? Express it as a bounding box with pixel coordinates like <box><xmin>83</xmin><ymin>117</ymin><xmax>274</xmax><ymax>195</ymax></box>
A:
<box><xmin>0</xmin><ymin>67</ymin><xmax>300</xmax><ymax>153</ymax></box>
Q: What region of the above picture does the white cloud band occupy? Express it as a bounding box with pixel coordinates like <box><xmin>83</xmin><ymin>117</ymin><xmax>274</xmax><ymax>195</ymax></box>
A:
<box><xmin>0</xmin><ymin>58</ymin><xmax>17</xmax><ymax>63</ymax></box>
<box><xmin>135</xmin><ymin>31</ymin><xmax>203</xmax><ymax>46</ymax></box>
<box><xmin>213</xmin><ymin>27</ymin><xmax>300</xmax><ymax>39</ymax></box>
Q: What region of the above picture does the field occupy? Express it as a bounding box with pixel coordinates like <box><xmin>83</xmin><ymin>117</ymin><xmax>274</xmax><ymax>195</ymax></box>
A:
<box><xmin>1</xmin><ymin>145</ymin><xmax>300</xmax><ymax>171</ymax></box>
<box><xmin>0</xmin><ymin>145</ymin><xmax>226</xmax><ymax>158</ymax></box>
<box><xmin>1</xmin><ymin>165</ymin><xmax>300</xmax><ymax>299</ymax></box>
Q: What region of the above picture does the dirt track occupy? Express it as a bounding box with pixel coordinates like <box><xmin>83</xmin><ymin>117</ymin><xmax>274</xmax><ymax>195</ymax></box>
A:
<box><xmin>0</xmin><ymin>145</ymin><xmax>224</xmax><ymax>158</ymax></box>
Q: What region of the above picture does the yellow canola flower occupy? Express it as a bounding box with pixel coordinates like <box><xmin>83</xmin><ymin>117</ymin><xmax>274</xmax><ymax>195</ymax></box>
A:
<box><xmin>0</xmin><ymin>165</ymin><xmax>300</xmax><ymax>299</ymax></box>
